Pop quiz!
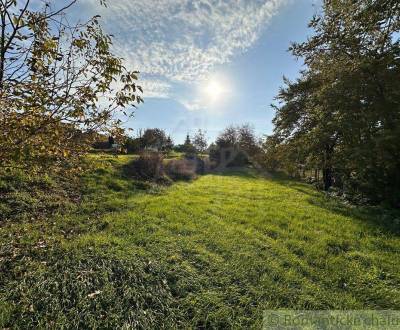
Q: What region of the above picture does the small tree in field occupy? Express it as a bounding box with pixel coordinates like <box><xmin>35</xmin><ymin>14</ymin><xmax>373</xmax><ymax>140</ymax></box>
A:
<box><xmin>164</xmin><ymin>135</ymin><xmax>174</xmax><ymax>153</ymax></box>
<box><xmin>140</xmin><ymin>128</ymin><xmax>168</xmax><ymax>151</ymax></box>
<box><xmin>0</xmin><ymin>0</ymin><xmax>143</xmax><ymax>174</ymax></box>
<box><xmin>182</xmin><ymin>133</ymin><xmax>196</xmax><ymax>155</ymax></box>
<box><xmin>193</xmin><ymin>129</ymin><xmax>208</xmax><ymax>154</ymax></box>
<box><xmin>184</xmin><ymin>134</ymin><xmax>192</xmax><ymax>148</ymax></box>
<box><xmin>210</xmin><ymin>124</ymin><xmax>260</xmax><ymax>167</ymax></box>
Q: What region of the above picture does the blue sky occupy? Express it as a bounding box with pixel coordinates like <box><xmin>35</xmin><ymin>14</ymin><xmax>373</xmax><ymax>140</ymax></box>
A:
<box><xmin>74</xmin><ymin>0</ymin><xmax>320</xmax><ymax>143</ymax></box>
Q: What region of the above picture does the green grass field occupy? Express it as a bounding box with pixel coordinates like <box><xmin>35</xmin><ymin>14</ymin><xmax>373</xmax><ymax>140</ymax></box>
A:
<box><xmin>1</xmin><ymin>155</ymin><xmax>400</xmax><ymax>328</ymax></box>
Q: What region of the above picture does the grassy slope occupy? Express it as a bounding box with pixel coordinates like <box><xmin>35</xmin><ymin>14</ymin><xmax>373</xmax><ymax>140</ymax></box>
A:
<box><xmin>1</xmin><ymin>155</ymin><xmax>400</xmax><ymax>328</ymax></box>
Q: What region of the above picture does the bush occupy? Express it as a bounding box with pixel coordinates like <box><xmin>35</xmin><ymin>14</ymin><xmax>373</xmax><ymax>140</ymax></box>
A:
<box><xmin>229</xmin><ymin>149</ymin><xmax>250</xmax><ymax>167</ymax></box>
<box><xmin>210</xmin><ymin>146</ymin><xmax>249</xmax><ymax>168</ymax></box>
<box><xmin>193</xmin><ymin>158</ymin><xmax>206</xmax><ymax>174</ymax></box>
<box><xmin>92</xmin><ymin>140</ymin><xmax>111</xmax><ymax>150</ymax></box>
<box><xmin>123</xmin><ymin>137</ymin><xmax>142</xmax><ymax>154</ymax></box>
<box><xmin>127</xmin><ymin>152</ymin><xmax>164</xmax><ymax>181</ymax></box>
<box><xmin>125</xmin><ymin>153</ymin><xmax>209</xmax><ymax>183</ymax></box>
<box><xmin>165</xmin><ymin>159</ymin><xmax>197</xmax><ymax>181</ymax></box>
<box><xmin>192</xmin><ymin>157</ymin><xmax>213</xmax><ymax>174</ymax></box>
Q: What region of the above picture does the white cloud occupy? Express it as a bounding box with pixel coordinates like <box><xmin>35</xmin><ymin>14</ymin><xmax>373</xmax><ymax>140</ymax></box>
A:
<box><xmin>139</xmin><ymin>79</ymin><xmax>171</xmax><ymax>99</ymax></box>
<box><xmin>84</xmin><ymin>0</ymin><xmax>288</xmax><ymax>84</ymax></box>
<box><xmin>178</xmin><ymin>99</ymin><xmax>204</xmax><ymax>112</ymax></box>
<box><xmin>78</xmin><ymin>0</ymin><xmax>289</xmax><ymax>111</ymax></box>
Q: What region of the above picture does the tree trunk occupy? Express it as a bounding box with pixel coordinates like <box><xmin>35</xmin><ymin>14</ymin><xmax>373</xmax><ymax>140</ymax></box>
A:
<box><xmin>322</xmin><ymin>167</ymin><xmax>333</xmax><ymax>191</ymax></box>
<box><xmin>322</xmin><ymin>143</ymin><xmax>335</xmax><ymax>191</ymax></box>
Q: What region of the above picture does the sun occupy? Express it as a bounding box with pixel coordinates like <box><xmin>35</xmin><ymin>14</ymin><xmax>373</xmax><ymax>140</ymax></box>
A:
<box><xmin>197</xmin><ymin>75</ymin><xmax>232</xmax><ymax>109</ymax></box>
<box><xmin>204</xmin><ymin>79</ymin><xmax>225</xmax><ymax>102</ymax></box>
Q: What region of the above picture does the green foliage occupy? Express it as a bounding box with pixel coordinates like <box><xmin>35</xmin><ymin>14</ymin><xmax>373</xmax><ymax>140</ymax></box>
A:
<box><xmin>124</xmin><ymin>152</ymin><xmax>204</xmax><ymax>182</ymax></box>
<box><xmin>181</xmin><ymin>134</ymin><xmax>196</xmax><ymax>156</ymax></box>
<box><xmin>164</xmin><ymin>135</ymin><xmax>174</xmax><ymax>153</ymax></box>
<box><xmin>258</xmin><ymin>135</ymin><xmax>282</xmax><ymax>172</ymax></box>
<box><xmin>270</xmin><ymin>0</ymin><xmax>400</xmax><ymax>206</ymax></box>
<box><xmin>123</xmin><ymin>136</ymin><xmax>142</xmax><ymax>154</ymax></box>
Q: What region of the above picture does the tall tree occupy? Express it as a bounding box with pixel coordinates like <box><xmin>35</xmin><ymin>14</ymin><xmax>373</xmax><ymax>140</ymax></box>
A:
<box><xmin>237</xmin><ymin>124</ymin><xmax>260</xmax><ymax>157</ymax></box>
<box><xmin>271</xmin><ymin>0</ymin><xmax>400</xmax><ymax>205</ymax></box>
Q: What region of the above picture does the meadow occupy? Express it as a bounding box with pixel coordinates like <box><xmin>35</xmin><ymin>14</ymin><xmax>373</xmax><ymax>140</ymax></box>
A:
<box><xmin>1</xmin><ymin>155</ymin><xmax>399</xmax><ymax>328</ymax></box>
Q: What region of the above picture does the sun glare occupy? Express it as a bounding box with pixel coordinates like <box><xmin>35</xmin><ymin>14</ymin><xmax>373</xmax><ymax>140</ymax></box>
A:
<box><xmin>204</xmin><ymin>79</ymin><xmax>225</xmax><ymax>102</ymax></box>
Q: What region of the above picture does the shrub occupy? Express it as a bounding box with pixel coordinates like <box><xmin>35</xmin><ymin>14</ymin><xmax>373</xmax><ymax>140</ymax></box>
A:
<box><xmin>156</xmin><ymin>175</ymin><xmax>173</xmax><ymax>186</ymax></box>
<box><xmin>191</xmin><ymin>157</ymin><xmax>213</xmax><ymax>174</ymax></box>
<box><xmin>228</xmin><ymin>149</ymin><xmax>250</xmax><ymax>167</ymax></box>
<box><xmin>123</xmin><ymin>137</ymin><xmax>142</xmax><ymax>154</ymax></box>
<box><xmin>92</xmin><ymin>140</ymin><xmax>111</xmax><ymax>150</ymax></box>
<box><xmin>210</xmin><ymin>146</ymin><xmax>249</xmax><ymax>168</ymax></box>
<box><xmin>193</xmin><ymin>158</ymin><xmax>206</xmax><ymax>174</ymax></box>
<box><xmin>165</xmin><ymin>159</ymin><xmax>197</xmax><ymax>181</ymax></box>
<box><xmin>128</xmin><ymin>152</ymin><xmax>164</xmax><ymax>181</ymax></box>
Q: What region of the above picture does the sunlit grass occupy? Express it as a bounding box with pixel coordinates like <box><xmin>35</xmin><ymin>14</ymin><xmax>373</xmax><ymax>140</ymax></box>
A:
<box><xmin>1</xmin><ymin>156</ymin><xmax>399</xmax><ymax>328</ymax></box>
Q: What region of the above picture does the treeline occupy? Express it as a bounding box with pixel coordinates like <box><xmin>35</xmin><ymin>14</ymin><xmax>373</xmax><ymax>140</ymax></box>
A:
<box><xmin>264</xmin><ymin>0</ymin><xmax>400</xmax><ymax>206</ymax></box>
<box><xmin>94</xmin><ymin>128</ymin><xmax>207</xmax><ymax>155</ymax></box>
<box><xmin>96</xmin><ymin>124</ymin><xmax>262</xmax><ymax>169</ymax></box>
<box><xmin>106</xmin><ymin>124</ymin><xmax>262</xmax><ymax>185</ymax></box>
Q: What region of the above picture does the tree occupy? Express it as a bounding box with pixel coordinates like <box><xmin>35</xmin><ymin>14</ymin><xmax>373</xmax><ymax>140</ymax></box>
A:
<box><xmin>182</xmin><ymin>133</ymin><xmax>196</xmax><ymax>155</ymax></box>
<box><xmin>164</xmin><ymin>136</ymin><xmax>174</xmax><ymax>153</ymax></box>
<box><xmin>237</xmin><ymin>124</ymin><xmax>260</xmax><ymax>157</ymax></box>
<box><xmin>123</xmin><ymin>137</ymin><xmax>141</xmax><ymax>154</ymax></box>
<box><xmin>108</xmin><ymin>136</ymin><xmax>115</xmax><ymax>147</ymax></box>
<box><xmin>141</xmin><ymin>128</ymin><xmax>168</xmax><ymax>151</ymax></box>
<box><xmin>184</xmin><ymin>134</ymin><xmax>191</xmax><ymax>147</ymax></box>
<box><xmin>0</xmin><ymin>0</ymin><xmax>143</xmax><ymax>174</ymax></box>
<box><xmin>192</xmin><ymin>129</ymin><xmax>208</xmax><ymax>154</ymax></box>
<box><xmin>215</xmin><ymin>126</ymin><xmax>237</xmax><ymax>149</ymax></box>
<box><xmin>259</xmin><ymin>135</ymin><xmax>281</xmax><ymax>172</ymax></box>
<box><xmin>210</xmin><ymin>124</ymin><xmax>260</xmax><ymax>167</ymax></box>
<box><xmin>272</xmin><ymin>0</ymin><xmax>400</xmax><ymax>205</ymax></box>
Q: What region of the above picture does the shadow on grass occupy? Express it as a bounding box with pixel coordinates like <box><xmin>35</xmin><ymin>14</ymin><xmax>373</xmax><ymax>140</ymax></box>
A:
<box><xmin>210</xmin><ymin>167</ymin><xmax>261</xmax><ymax>179</ymax></box>
<box><xmin>84</xmin><ymin>161</ymin><xmax>167</xmax><ymax>200</ymax></box>
<box><xmin>307</xmin><ymin>197</ymin><xmax>400</xmax><ymax>235</ymax></box>
<box><xmin>272</xmin><ymin>174</ymin><xmax>400</xmax><ymax>236</ymax></box>
<box><xmin>90</xmin><ymin>162</ymin><xmax>400</xmax><ymax>236</ymax></box>
<box><xmin>216</xmin><ymin>167</ymin><xmax>400</xmax><ymax>236</ymax></box>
